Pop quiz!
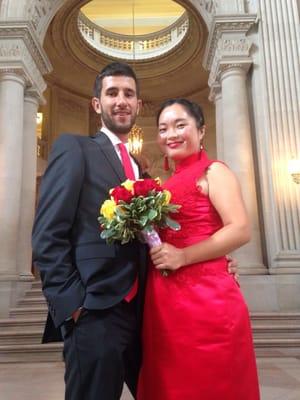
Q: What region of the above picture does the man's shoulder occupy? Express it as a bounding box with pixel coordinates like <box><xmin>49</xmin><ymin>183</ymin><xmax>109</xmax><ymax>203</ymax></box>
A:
<box><xmin>52</xmin><ymin>133</ymin><xmax>93</xmax><ymax>151</ymax></box>
<box><xmin>54</xmin><ymin>133</ymin><xmax>90</xmax><ymax>144</ymax></box>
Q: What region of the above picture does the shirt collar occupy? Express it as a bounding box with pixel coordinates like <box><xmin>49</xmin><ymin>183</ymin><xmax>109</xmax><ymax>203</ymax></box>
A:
<box><xmin>101</xmin><ymin>127</ymin><xmax>130</xmax><ymax>150</ymax></box>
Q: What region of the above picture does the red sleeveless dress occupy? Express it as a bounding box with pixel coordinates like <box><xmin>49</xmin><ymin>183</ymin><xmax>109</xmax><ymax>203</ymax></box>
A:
<box><xmin>137</xmin><ymin>151</ymin><xmax>260</xmax><ymax>400</ymax></box>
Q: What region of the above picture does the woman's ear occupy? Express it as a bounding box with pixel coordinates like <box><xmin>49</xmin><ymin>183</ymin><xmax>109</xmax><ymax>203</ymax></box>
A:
<box><xmin>199</xmin><ymin>125</ymin><xmax>206</xmax><ymax>143</ymax></box>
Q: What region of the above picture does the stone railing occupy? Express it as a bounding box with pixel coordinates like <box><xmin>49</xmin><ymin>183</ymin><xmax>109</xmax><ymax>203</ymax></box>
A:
<box><xmin>78</xmin><ymin>11</ymin><xmax>189</xmax><ymax>60</ymax></box>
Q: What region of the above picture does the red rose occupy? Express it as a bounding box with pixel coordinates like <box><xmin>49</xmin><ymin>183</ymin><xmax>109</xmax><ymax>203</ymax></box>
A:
<box><xmin>110</xmin><ymin>186</ymin><xmax>133</xmax><ymax>203</ymax></box>
<box><xmin>133</xmin><ymin>179</ymin><xmax>163</xmax><ymax>197</ymax></box>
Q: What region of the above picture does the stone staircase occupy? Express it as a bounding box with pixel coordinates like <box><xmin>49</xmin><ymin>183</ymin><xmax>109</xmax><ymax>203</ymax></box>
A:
<box><xmin>252</xmin><ymin>313</ymin><xmax>300</xmax><ymax>357</ymax></box>
<box><xmin>0</xmin><ymin>280</ymin><xmax>63</xmax><ymax>363</ymax></box>
<box><xmin>0</xmin><ymin>280</ymin><xmax>299</xmax><ymax>362</ymax></box>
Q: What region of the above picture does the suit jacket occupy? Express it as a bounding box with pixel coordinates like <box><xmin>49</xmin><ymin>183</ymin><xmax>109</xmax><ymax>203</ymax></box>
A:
<box><xmin>32</xmin><ymin>132</ymin><xmax>148</xmax><ymax>329</ymax></box>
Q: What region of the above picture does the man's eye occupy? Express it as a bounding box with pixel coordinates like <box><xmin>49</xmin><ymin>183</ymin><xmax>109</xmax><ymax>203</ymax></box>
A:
<box><xmin>177</xmin><ymin>124</ymin><xmax>185</xmax><ymax>129</ymax></box>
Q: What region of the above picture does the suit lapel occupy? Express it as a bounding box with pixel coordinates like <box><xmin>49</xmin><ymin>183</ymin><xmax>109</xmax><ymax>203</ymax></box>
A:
<box><xmin>91</xmin><ymin>132</ymin><xmax>126</xmax><ymax>182</ymax></box>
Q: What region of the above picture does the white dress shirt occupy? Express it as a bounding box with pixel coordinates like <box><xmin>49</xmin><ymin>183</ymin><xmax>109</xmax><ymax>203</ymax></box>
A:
<box><xmin>101</xmin><ymin>127</ymin><xmax>139</xmax><ymax>179</ymax></box>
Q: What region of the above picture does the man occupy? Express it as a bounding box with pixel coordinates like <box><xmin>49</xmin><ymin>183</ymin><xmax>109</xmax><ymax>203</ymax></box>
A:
<box><xmin>32</xmin><ymin>62</ymin><xmax>147</xmax><ymax>400</ymax></box>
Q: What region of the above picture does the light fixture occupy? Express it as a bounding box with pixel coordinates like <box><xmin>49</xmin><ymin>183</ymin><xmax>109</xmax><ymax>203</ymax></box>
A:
<box><xmin>288</xmin><ymin>158</ymin><xmax>300</xmax><ymax>184</ymax></box>
<box><xmin>36</xmin><ymin>112</ymin><xmax>43</xmax><ymax>126</ymax></box>
<box><xmin>36</xmin><ymin>112</ymin><xmax>43</xmax><ymax>140</ymax></box>
<box><xmin>128</xmin><ymin>124</ymin><xmax>143</xmax><ymax>154</ymax></box>
<box><xmin>128</xmin><ymin>0</ymin><xmax>143</xmax><ymax>155</ymax></box>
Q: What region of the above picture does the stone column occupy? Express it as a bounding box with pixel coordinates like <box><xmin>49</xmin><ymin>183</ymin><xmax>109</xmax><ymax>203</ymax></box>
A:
<box><xmin>16</xmin><ymin>92</ymin><xmax>40</xmax><ymax>280</ymax></box>
<box><xmin>210</xmin><ymin>85</ymin><xmax>224</xmax><ymax>160</ymax></box>
<box><xmin>220</xmin><ymin>64</ymin><xmax>265</xmax><ymax>273</ymax></box>
<box><xmin>0</xmin><ymin>72</ymin><xmax>26</xmax><ymax>277</ymax></box>
<box><xmin>203</xmin><ymin>14</ymin><xmax>266</xmax><ymax>274</ymax></box>
<box><xmin>0</xmin><ymin>72</ymin><xmax>26</xmax><ymax>315</ymax></box>
<box><xmin>0</xmin><ymin>24</ymin><xmax>51</xmax><ymax>315</ymax></box>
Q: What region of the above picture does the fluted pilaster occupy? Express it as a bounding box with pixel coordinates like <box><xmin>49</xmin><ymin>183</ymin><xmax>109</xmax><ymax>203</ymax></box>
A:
<box><xmin>255</xmin><ymin>0</ymin><xmax>300</xmax><ymax>271</ymax></box>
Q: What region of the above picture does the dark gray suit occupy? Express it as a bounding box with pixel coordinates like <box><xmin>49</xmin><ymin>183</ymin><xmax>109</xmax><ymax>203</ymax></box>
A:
<box><xmin>32</xmin><ymin>132</ymin><xmax>148</xmax><ymax>400</ymax></box>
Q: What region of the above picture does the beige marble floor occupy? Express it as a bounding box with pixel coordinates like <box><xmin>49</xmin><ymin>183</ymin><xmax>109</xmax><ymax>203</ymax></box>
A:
<box><xmin>0</xmin><ymin>357</ymin><xmax>300</xmax><ymax>400</ymax></box>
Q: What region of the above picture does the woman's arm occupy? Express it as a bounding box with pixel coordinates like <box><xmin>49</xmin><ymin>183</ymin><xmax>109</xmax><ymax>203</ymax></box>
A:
<box><xmin>151</xmin><ymin>162</ymin><xmax>251</xmax><ymax>272</ymax></box>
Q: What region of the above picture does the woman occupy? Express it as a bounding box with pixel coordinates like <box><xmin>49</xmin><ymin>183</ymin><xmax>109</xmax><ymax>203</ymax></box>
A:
<box><xmin>137</xmin><ymin>99</ymin><xmax>260</xmax><ymax>400</ymax></box>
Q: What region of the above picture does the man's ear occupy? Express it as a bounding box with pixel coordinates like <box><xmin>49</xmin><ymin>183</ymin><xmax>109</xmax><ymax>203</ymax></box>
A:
<box><xmin>137</xmin><ymin>99</ymin><xmax>143</xmax><ymax>116</ymax></box>
<box><xmin>91</xmin><ymin>97</ymin><xmax>101</xmax><ymax>114</ymax></box>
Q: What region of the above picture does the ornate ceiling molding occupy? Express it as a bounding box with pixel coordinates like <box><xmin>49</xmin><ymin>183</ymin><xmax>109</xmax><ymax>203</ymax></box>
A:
<box><xmin>203</xmin><ymin>14</ymin><xmax>257</xmax><ymax>71</ymax></box>
<box><xmin>25</xmin><ymin>0</ymin><xmax>65</xmax><ymax>40</ymax></box>
<box><xmin>0</xmin><ymin>21</ymin><xmax>52</xmax><ymax>97</ymax></box>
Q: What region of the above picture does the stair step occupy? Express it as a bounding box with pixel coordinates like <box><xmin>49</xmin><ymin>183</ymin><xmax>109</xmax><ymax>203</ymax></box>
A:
<box><xmin>0</xmin><ymin>330</ymin><xmax>43</xmax><ymax>345</ymax></box>
<box><xmin>252</xmin><ymin>325</ymin><xmax>300</xmax><ymax>339</ymax></box>
<box><xmin>254</xmin><ymin>338</ymin><xmax>300</xmax><ymax>357</ymax></box>
<box><xmin>18</xmin><ymin>297</ymin><xmax>47</xmax><ymax>307</ymax></box>
<box><xmin>0</xmin><ymin>343</ymin><xmax>63</xmax><ymax>363</ymax></box>
<box><xmin>254</xmin><ymin>338</ymin><xmax>300</xmax><ymax>346</ymax></box>
<box><xmin>10</xmin><ymin>306</ymin><xmax>48</xmax><ymax>318</ymax></box>
<box><xmin>24</xmin><ymin>288</ymin><xmax>44</xmax><ymax>298</ymax></box>
<box><xmin>31</xmin><ymin>281</ymin><xmax>42</xmax><ymax>289</ymax></box>
<box><xmin>251</xmin><ymin>313</ymin><xmax>300</xmax><ymax>325</ymax></box>
<box><xmin>0</xmin><ymin>318</ymin><xmax>46</xmax><ymax>332</ymax></box>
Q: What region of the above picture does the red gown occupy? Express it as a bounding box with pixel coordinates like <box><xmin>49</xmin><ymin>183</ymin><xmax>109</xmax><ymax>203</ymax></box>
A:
<box><xmin>137</xmin><ymin>151</ymin><xmax>260</xmax><ymax>400</ymax></box>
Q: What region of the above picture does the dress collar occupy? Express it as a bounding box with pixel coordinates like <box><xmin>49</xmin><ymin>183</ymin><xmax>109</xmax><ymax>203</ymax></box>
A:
<box><xmin>174</xmin><ymin>150</ymin><xmax>207</xmax><ymax>174</ymax></box>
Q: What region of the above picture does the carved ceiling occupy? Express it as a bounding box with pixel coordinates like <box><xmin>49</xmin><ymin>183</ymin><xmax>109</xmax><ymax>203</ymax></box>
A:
<box><xmin>81</xmin><ymin>0</ymin><xmax>185</xmax><ymax>35</ymax></box>
<box><xmin>43</xmin><ymin>0</ymin><xmax>209</xmax><ymax>102</ymax></box>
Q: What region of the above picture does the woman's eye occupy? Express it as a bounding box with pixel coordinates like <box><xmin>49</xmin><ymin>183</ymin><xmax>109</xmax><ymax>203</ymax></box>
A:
<box><xmin>177</xmin><ymin>124</ymin><xmax>185</xmax><ymax>129</ymax></box>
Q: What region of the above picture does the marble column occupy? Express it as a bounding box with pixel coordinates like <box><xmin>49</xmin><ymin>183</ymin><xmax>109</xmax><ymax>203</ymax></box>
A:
<box><xmin>0</xmin><ymin>72</ymin><xmax>25</xmax><ymax>277</ymax></box>
<box><xmin>0</xmin><ymin>72</ymin><xmax>27</xmax><ymax>315</ymax></box>
<box><xmin>220</xmin><ymin>65</ymin><xmax>265</xmax><ymax>273</ymax></box>
<box><xmin>16</xmin><ymin>92</ymin><xmax>40</xmax><ymax>280</ymax></box>
<box><xmin>210</xmin><ymin>85</ymin><xmax>224</xmax><ymax>160</ymax></box>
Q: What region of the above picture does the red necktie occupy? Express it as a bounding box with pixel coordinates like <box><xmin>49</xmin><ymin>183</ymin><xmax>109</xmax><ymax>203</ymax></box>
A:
<box><xmin>118</xmin><ymin>142</ymin><xmax>138</xmax><ymax>301</ymax></box>
<box><xmin>118</xmin><ymin>143</ymin><xmax>135</xmax><ymax>180</ymax></box>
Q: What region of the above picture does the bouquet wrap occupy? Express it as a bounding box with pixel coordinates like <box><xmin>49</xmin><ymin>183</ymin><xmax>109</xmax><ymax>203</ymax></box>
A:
<box><xmin>141</xmin><ymin>227</ymin><xmax>162</xmax><ymax>248</ymax></box>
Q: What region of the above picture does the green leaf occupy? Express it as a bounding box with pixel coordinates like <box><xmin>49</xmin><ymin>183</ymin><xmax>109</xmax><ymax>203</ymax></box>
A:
<box><xmin>165</xmin><ymin>217</ymin><xmax>181</xmax><ymax>231</ymax></box>
<box><xmin>148</xmin><ymin>209</ymin><xmax>158</xmax><ymax>220</ymax></box>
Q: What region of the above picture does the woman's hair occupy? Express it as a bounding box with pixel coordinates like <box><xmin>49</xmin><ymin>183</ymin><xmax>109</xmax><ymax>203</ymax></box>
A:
<box><xmin>156</xmin><ymin>98</ymin><xmax>205</xmax><ymax>129</ymax></box>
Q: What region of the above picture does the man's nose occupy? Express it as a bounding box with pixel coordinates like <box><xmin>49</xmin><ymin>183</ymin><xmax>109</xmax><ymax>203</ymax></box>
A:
<box><xmin>116</xmin><ymin>92</ymin><xmax>127</xmax><ymax>105</ymax></box>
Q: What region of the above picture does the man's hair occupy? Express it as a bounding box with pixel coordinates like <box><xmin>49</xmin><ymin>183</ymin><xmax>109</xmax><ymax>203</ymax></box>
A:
<box><xmin>156</xmin><ymin>98</ymin><xmax>205</xmax><ymax>129</ymax></box>
<box><xmin>93</xmin><ymin>62</ymin><xmax>139</xmax><ymax>97</ymax></box>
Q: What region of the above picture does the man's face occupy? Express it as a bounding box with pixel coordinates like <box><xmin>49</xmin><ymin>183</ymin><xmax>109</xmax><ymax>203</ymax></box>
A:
<box><xmin>92</xmin><ymin>75</ymin><xmax>141</xmax><ymax>137</ymax></box>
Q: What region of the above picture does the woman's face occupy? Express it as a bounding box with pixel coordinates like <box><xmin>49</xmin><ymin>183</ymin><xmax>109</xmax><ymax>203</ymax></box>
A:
<box><xmin>157</xmin><ymin>103</ymin><xmax>205</xmax><ymax>162</ymax></box>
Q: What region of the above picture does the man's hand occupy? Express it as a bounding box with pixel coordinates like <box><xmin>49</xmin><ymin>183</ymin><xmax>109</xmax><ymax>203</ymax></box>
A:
<box><xmin>226</xmin><ymin>255</ymin><xmax>239</xmax><ymax>283</ymax></box>
<box><xmin>72</xmin><ymin>308</ymin><xmax>83</xmax><ymax>323</ymax></box>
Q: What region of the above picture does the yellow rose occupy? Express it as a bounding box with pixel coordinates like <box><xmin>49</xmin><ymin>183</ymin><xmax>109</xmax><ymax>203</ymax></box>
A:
<box><xmin>163</xmin><ymin>190</ymin><xmax>171</xmax><ymax>205</ymax></box>
<box><xmin>121</xmin><ymin>179</ymin><xmax>134</xmax><ymax>192</ymax></box>
<box><xmin>155</xmin><ymin>177</ymin><xmax>162</xmax><ymax>185</ymax></box>
<box><xmin>100</xmin><ymin>199</ymin><xmax>117</xmax><ymax>220</ymax></box>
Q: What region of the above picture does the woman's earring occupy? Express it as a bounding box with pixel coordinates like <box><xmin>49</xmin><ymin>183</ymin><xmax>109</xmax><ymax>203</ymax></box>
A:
<box><xmin>164</xmin><ymin>155</ymin><xmax>170</xmax><ymax>171</ymax></box>
<box><xmin>200</xmin><ymin>142</ymin><xmax>204</xmax><ymax>151</ymax></box>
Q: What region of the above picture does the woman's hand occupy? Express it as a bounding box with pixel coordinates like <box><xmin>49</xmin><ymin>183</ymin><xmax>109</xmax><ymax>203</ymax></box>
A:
<box><xmin>150</xmin><ymin>243</ymin><xmax>186</xmax><ymax>272</ymax></box>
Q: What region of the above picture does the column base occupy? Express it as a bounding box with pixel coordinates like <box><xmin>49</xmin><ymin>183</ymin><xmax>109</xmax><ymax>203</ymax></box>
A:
<box><xmin>240</xmin><ymin>264</ymin><xmax>268</xmax><ymax>275</ymax></box>
<box><xmin>240</xmin><ymin>273</ymin><xmax>300</xmax><ymax>312</ymax></box>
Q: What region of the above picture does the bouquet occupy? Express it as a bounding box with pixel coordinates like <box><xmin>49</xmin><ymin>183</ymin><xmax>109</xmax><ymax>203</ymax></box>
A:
<box><xmin>98</xmin><ymin>178</ymin><xmax>181</xmax><ymax>247</ymax></box>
